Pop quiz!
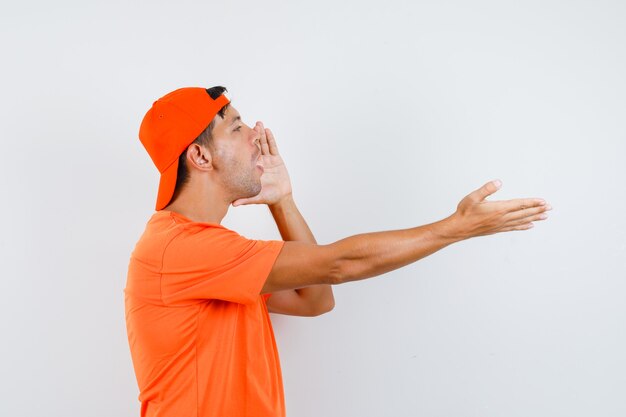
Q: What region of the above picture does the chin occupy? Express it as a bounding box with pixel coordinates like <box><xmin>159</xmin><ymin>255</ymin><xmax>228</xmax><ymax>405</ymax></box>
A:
<box><xmin>240</xmin><ymin>180</ymin><xmax>262</xmax><ymax>200</ymax></box>
<box><xmin>251</xmin><ymin>182</ymin><xmax>262</xmax><ymax>196</ymax></box>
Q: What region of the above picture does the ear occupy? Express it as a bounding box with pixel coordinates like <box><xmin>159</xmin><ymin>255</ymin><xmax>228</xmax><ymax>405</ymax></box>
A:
<box><xmin>186</xmin><ymin>143</ymin><xmax>213</xmax><ymax>171</ymax></box>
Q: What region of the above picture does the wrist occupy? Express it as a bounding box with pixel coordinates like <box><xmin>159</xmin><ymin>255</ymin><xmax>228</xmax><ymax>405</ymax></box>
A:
<box><xmin>432</xmin><ymin>213</ymin><xmax>470</xmax><ymax>242</ymax></box>
<box><xmin>268</xmin><ymin>193</ymin><xmax>295</xmax><ymax>211</ymax></box>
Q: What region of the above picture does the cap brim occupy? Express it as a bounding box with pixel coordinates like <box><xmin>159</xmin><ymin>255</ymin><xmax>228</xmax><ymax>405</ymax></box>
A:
<box><xmin>155</xmin><ymin>158</ymin><xmax>179</xmax><ymax>211</ymax></box>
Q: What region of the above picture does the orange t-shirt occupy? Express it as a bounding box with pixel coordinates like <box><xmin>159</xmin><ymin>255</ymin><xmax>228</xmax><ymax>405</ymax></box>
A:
<box><xmin>124</xmin><ymin>210</ymin><xmax>286</xmax><ymax>417</ymax></box>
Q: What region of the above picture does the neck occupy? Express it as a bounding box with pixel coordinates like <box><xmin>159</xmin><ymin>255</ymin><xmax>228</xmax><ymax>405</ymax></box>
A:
<box><xmin>162</xmin><ymin>183</ymin><xmax>230</xmax><ymax>224</ymax></box>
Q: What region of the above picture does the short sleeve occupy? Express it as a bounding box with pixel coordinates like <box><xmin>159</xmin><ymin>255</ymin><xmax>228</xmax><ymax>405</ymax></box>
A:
<box><xmin>160</xmin><ymin>226</ymin><xmax>285</xmax><ymax>306</ymax></box>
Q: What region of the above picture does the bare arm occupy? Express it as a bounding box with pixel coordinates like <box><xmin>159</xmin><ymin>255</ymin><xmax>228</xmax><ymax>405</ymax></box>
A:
<box><xmin>231</xmin><ymin>121</ymin><xmax>334</xmax><ymax>315</ymax></box>
<box><xmin>262</xmin><ymin>216</ymin><xmax>458</xmax><ymax>291</ymax></box>
<box><xmin>263</xmin><ymin>180</ymin><xmax>551</xmax><ymax>291</ymax></box>
<box><xmin>267</xmin><ymin>194</ymin><xmax>335</xmax><ymax>315</ymax></box>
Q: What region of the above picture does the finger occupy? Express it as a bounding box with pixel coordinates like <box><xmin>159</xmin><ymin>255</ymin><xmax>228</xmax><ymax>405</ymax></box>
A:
<box><xmin>233</xmin><ymin>199</ymin><xmax>251</xmax><ymax>207</ymax></box>
<box><xmin>232</xmin><ymin>196</ymin><xmax>261</xmax><ymax>207</ymax></box>
<box><xmin>503</xmin><ymin>204</ymin><xmax>551</xmax><ymax>222</ymax></box>
<box><xmin>257</xmin><ymin>122</ymin><xmax>270</xmax><ymax>155</ymax></box>
<box><xmin>253</xmin><ymin>124</ymin><xmax>264</xmax><ymax>152</ymax></box>
<box><xmin>468</xmin><ymin>179</ymin><xmax>502</xmax><ymax>203</ymax></box>
<box><xmin>499</xmin><ymin>223</ymin><xmax>535</xmax><ymax>232</ymax></box>
<box><xmin>499</xmin><ymin>198</ymin><xmax>548</xmax><ymax>214</ymax></box>
<box><xmin>504</xmin><ymin>212</ymin><xmax>548</xmax><ymax>229</ymax></box>
<box><xmin>265</xmin><ymin>128</ymin><xmax>279</xmax><ymax>155</ymax></box>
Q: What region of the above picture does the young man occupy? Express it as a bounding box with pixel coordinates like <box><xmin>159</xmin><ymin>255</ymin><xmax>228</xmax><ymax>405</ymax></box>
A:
<box><xmin>124</xmin><ymin>86</ymin><xmax>550</xmax><ymax>417</ymax></box>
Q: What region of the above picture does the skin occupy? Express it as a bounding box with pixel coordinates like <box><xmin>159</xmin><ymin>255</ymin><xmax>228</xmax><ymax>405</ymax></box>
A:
<box><xmin>163</xmin><ymin>104</ymin><xmax>333</xmax><ymax>316</ymax></box>
<box><xmin>262</xmin><ymin>182</ymin><xmax>552</xmax><ymax>294</ymax></box>
<box><xmin>164</xmin><ymin>104</ymin><xmax>552</xmax><ymax>316</ymax></box>
<box><xmin>163</xmin><ymin>105</ymin><xmax>266</xmax><ymax>224</ymax></box>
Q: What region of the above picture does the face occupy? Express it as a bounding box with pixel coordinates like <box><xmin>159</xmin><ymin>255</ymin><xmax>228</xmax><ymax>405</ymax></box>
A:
<box><xmin>207</xmin><ymin>105</ymin><xmax>263</xmax><ymax>201</ymax></box>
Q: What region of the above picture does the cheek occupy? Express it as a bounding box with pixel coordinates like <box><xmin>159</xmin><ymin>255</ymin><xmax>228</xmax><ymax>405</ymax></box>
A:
<box><xmin>214</xmin><ymin>145</ymin><xmax>234</xmax><ymax>162</ymax></box>
<box><xmin>214</xmin><ymin>145</ymin><xmax>246</xmax><ymax>169</ymax></box>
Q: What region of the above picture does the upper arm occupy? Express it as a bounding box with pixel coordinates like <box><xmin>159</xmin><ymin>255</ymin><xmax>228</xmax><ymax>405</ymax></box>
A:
<box><xmin>261</xmin><ymin>241</ymin><xmax>340</xmax><ymax>294</ymax></box>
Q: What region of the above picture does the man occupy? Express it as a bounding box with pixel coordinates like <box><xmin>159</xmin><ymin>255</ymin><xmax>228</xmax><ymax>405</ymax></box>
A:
<box><xmin>124</xmin><ymin>86</ymin><xmax>551</xmax><ymax>417</ymax></box>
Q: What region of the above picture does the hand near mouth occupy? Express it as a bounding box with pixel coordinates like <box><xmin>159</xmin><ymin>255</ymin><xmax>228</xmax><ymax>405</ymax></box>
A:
<box><xmin>232</xmin><ymin>121</ymin><xmax>293</xmax><ymax>207</ymax></box>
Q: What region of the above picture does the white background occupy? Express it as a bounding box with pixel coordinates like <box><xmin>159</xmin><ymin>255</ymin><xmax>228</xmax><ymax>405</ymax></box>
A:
<box><xmin>1</xmin><ymin>1</ymin><xmax>625</xmax><ymax>416</ymax></box>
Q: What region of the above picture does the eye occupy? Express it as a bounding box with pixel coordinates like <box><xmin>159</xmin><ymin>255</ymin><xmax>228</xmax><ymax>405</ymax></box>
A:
<box><xmin>234</xmin><ymin>125</ymin><xmax>242</xmax><ymax>132</ymax></box>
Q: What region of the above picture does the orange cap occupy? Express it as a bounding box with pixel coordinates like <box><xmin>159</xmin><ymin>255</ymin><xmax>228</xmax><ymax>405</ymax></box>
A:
<box><xmin>139</xmin><ymin>87</ymin><xmax>230</xmax><ymax>210</ymax></box>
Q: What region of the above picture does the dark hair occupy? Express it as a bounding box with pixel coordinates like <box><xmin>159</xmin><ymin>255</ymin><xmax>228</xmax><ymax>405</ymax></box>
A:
<box><xmin>170</xmin><ymin>86</ymin><xmax>230</xmax><ymax>203</ymax></box>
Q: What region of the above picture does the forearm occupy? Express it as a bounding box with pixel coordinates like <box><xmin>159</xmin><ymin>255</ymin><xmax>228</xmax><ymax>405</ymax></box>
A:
<box><xmin>331</xmin><ymin>214</ymin><xmax>465</xmax><ymax>284</ymax></box>
<box><xmin>268</xmin><ymin>194</ymin><xmax>317</xmax><ymax>243</ymax></box>
<box><xmin>269</xmin><ymin>195</ymin><xmax>334</xmax><ymax>306</ymax></box>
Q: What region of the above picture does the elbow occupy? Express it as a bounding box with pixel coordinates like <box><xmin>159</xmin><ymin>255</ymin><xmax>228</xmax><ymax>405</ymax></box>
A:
<box><xmin>311</xmin><ymin>298</ymin><xmax>335</xmax><ymax>317</ymax></box>
<box><xmin>323</xmin><ymin>242</ymin><xmax>350</xmax><ymax>286</ymax></box>
<box><xmin>325</xmin><ymin>241</ymin><xmax>364</xmax><ymax>286</ymax></box>
<box><xmin>308</xmin><ymin>283</ymin><xmax>336</xmax><ymax>317</ymax></box>
<box><xmin>328</xmin><ymin>258</ymin><xmax>351</xmax><ymax>286</ymax></box>
<box><xmin>323</xmin><ymin>296</ymin><xmax>336</xmax><ymax>314</ymax></box>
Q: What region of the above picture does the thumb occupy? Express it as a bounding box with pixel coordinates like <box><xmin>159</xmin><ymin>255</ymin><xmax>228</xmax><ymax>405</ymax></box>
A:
<box><xmin>232</xmin><ymin>196</ymin><xmax>261</xmax><ymax>207</ymax></box>
<box><xmin>469</xmin><ymin>179</ymin><xmax>502</xmax><ymax>202</ymax></box>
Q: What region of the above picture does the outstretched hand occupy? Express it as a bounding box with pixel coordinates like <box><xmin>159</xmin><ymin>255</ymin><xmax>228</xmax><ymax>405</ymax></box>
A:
<box><xmin>232</xmin><ymin>121</ymin><xmax>293</xmax><ymax>207</ymax></box>
<box><xmin>446</xmin><ymin>180</ymin><xmax>552</xmax><ymax>239</ymax></box>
